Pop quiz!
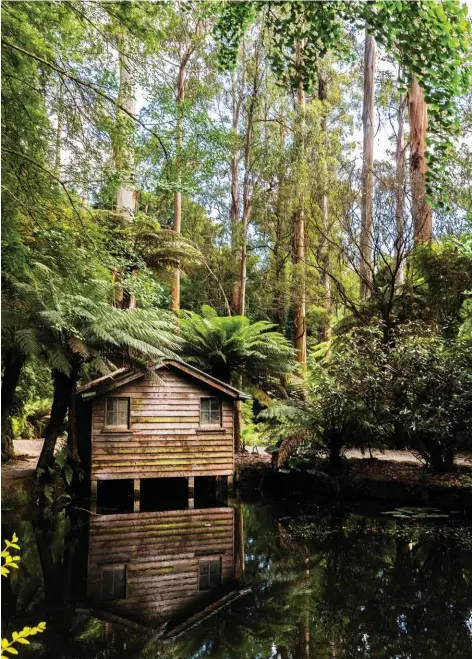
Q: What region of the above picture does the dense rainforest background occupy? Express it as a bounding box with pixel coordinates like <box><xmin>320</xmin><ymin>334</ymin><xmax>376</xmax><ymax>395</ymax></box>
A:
<box><xmin>2</xmin><ymin>0</ymin><xmax>472</xmax><ymax>483</ymax></box>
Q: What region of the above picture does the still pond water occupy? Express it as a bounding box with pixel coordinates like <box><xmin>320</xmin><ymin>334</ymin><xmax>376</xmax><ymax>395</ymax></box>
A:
<box><xmin>3</xmin><ymin>497</ymin><xmax>472</xmax><ymax>658</ymax></box>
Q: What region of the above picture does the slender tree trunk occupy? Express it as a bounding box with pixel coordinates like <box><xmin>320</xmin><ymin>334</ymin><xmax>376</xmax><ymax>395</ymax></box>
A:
<box><xmin>292</xmin><ymin>43</ymin><xmax>307</xmax><ymax>367</ymax></box>
<box><xmin>273</xmin><ymin>122</ymin><xmax>288</xmax><ymax>332</ymax></box>
<box><xmin>172</xmin><ymin>63</ymin><xmax>183</xmax><ymax>312</ymax></box>
<box><xmin>231</xmin><ymin>70</ymin><xmax>242</xmax><ymax>313</ymax></box>
<box><xmin>67</xmin><ymin>360</ymin><xmax>82</xmax><ymax>464</ymax></box>
<box><xmin>54</xmin><ymin>80</ymin><xmax>63</xmax><ymax>176</ymax></box>
<box><xmin>116</xmin><ymin>40</ymin><xmax>137</xmax><ymax>219</ymax></box>
<box><xmin>238</xmin><ymin>71</ymin><xmax>258</xmax><ymax>316</ymax></box>
<box><xmin>395</xmin><ymin>90</ymin><xmax>407</xmax><ymax>286</ymax></box>
<box><xmin>318</xmin><ymin>73</ymin><xmax>332</xmax><ymax>341</ymax></box>
<box><xmin>1</xmin><ymin>353</ymin><xmax>25</xmax><ymax>461</ymax></box>
<box><xmin>239</xmin><ymin>203</ymin><xmax>251</xmax><ymax>317</ymax></box>
<box><xmin>37</xmin><ymin>370</ymin><xmax>76</xmax><ymax>474</ymax></box>
<box><xmin>172</xmin><ymin>24</ymin><xmax>201</xmax><ymax>312</ymax></box>
<box><xmin>408</xmin><ymin>76</ymin><xmax>432</xmax><ymax>243</ymax></box>
<box><xmin>359</xmin><ymin>32</ymin><xmax>376</xmax><ymax>300</ymax></box>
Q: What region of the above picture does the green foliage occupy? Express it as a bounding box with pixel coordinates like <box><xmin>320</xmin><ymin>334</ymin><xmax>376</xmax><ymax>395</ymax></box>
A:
<box><xmin>1</xmin><ymin>534</ymin><xmax>21</xmax><ymax>577</ymax></box>
<box><xmin>334</xmin><ymin>324</ymin><xmax>472</xmax><ymax>471</ymax></box>
<box><xmin>1</xmin><ymin>534</ymin><xmax>46</xmax><ymax>659</ymax></box>
<box><xmin>262</xmin><ymin>344</ymin><xmax>381</xmax><ymax>470</ymax></box>
<box><xmin>181</xmin><ymin>305</ymin><xmax>296</xmax><ymax>391</ymax></box>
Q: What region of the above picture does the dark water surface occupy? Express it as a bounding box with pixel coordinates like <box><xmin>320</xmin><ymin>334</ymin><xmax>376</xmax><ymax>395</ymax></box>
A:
<box><xmin>2</xmin><ymin>499</ymin><xmax>472</xmax><ymax>658</ymax></box>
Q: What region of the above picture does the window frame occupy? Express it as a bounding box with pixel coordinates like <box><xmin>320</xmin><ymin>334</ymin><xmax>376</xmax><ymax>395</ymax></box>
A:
<box><xmin>198</xmin><ymin>557</ymin><xmax>222</xmax><ymax>592</ymax></box>
<box><xmin>199</xmin><ymin>397</ymin><xmax>222</xmax><ymax>427</ymax></box>
<box><xmin>104</xmin><ymin>396</ymin><xmax>130</xmax><ymax>430</ymax></box>
<box><xmin>99</xmin><ymin>563</ymin><xmax>127</xmax><ymax>601</ymax></box>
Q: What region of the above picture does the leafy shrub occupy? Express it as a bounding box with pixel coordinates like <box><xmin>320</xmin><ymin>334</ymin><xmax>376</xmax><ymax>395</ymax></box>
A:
<box><xmin>261</xmin><ymin>353</ymin><xmax>381</xmax><ymax>470</ymax></box>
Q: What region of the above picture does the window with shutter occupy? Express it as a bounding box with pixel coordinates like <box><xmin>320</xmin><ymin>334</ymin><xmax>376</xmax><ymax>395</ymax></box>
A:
<box><xmin>105</xmin><ymin>398</ymin><xmax>130</xmax><ymax>428</ymax></box>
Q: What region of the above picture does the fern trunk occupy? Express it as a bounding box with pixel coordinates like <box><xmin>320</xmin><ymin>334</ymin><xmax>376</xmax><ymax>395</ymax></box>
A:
<box><xmin>36</xmin><ymin>369</ymin><xmax>77</xmax><ymax>474</ymax></box>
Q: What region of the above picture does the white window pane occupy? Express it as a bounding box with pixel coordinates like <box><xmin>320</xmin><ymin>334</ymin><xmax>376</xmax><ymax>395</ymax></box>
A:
<box><xmin>106</xmin><ymin>398</ymin><xmax>129</xmax><ymax>427</ymax></box>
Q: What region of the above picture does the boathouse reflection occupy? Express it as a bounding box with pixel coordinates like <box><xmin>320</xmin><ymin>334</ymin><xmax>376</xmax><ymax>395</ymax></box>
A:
<box><xmin>85</xmin><ymin>505</ymin><xmax>245</xmax><ymax>638</ymax></box>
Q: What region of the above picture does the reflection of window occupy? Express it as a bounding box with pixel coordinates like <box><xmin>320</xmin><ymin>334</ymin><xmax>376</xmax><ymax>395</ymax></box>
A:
<box><xmin>105</xmin><ymin>398</ymin><xmax>129</xmax><ymax>428</ymax></box>
<box><xmin>200</xmin><ymin>398</ymin><xmax>221</xmax><ymax>425</ymax></box>
<box><xmin>199</xmin><ymin>559</ymin><xmax>221</xmax><ymax>591</ymax></box>
<box><xmin>100</xmin><ymin>564</ymin><xmax>126</xmax><ymax>600</ymax></box>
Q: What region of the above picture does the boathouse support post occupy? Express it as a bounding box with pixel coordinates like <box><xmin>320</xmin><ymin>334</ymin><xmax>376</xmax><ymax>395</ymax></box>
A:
<box><xmin>133</xmin><ymin>478</ymin><xmax>140</xmax><ymax>512</ymax></box>
<box><xmin>188</xmin><ymin>476</ymin><xmax>195</xmax><ymax>509</ymax></box>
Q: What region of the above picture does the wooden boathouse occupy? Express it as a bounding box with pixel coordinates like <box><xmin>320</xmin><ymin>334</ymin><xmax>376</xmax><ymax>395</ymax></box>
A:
<box><xmin>77</xmin><ymin>359</ymin><xmax>250</xmax><ymax>510</ymax></box>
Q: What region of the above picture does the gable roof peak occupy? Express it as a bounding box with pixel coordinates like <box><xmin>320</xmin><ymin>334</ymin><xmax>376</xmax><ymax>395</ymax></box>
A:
<box><xmin>77</xmin><ymin>358</ymin><xmax>251</xmax><ymax>401</ymax></box>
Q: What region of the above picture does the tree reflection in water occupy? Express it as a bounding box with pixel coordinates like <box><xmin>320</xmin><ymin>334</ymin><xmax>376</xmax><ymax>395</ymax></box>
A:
<box><xmin>2</xmin><ymin>502</ymin><xmax>472</xmax><ymax>658</ymax></box>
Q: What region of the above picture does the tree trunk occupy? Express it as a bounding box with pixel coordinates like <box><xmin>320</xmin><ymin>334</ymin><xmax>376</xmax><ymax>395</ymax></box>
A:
<box><xmin>395</xmin><ymin>90</ymin><xmax>407</xmax><ymax>286</ymax></box>
<box><xmin>54</xmin><ymin>80</ymin><xmax>63</xmax><ymax>176</ymax></box>
<box><xmin>328</xmin><ymin>435</ymin><xmax>343</xmax><ymax>469</ymax></box>
<box><xmin>318</xmin><ymin>73</ymin><xmax>332</xmax><ymax>341</ymax></box>
<box><xmin>172</xmin><ymin>25</ymin><xmax>201</xmax><ymax>312</ymax></box>
<box><xmin>116</xmin><ymin>39</ymin><xmax>137</xmax><ymax>219</ymax></box>
<box><xmin>36</xmin><ymin>370</ymin><xmax>76</xmax><ymax>474</ymax></box>
<box><xmin>1</xmin><ymin>353</ymin><xmax>25</xmax><ymax>461</ymax></box>
<box><xmin>231</xmin><ymin>70</ymin><xmax>242</xmax><ymax>313</ymax></box>
<box><xmin>238</xmin><ymin>61</ymin><xmax>258</xmax><ymax>316</ymax></box>
<box><xmin>359</xmin><ymin>32</ymin><xmax>376</xmax><ymax>300</ymax></box>
<box><xmin>67</xmin><ymin>362</ymin><xmax>81</xmax><ymax>465</ymax></box>
<box><xmin>408</xmin><ymin>76</ymin><xmax>432</xmax><ymax>243</ymax></box>
<box><xmin>272</xmin><ymin>121</ymin><xmax>288</xmax><ymax>332</ymax></box>
<box><xmin>292</xmin><ymin>43</ymin><xmax>307</xmax><ymax>367</ymax></box>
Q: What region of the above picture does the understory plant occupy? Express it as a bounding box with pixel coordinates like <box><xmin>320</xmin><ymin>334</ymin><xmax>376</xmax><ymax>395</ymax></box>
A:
<box><xmin>264</xmin><ymin>323</ymin><xmax>472</xmax><ymax>474</ymax></box>
<box><xmin>1</xmin><ymin>534</ymin><xmax>46</xmax><ymax>658</ymax></box>
<box><xmin>262</xmin><ymin>356</ymin><xmax>380</xmax><ymax>470</ymax></box>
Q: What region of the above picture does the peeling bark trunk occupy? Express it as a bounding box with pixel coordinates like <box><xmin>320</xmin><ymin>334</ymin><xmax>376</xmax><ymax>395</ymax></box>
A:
<box><xmin>1</xmin><ymin>353</ymin><xmax>25</xmax><ymax>461</ymax></box>
<box><xmin>359</xmin><ymin>33</ymin><xmax>376</xmax><ymax>300</ymax></box>
<box><xmin>408</xmin><ymin>76</ymin><xmax>432</xmax><ymax>244</ymax></box>
<box><xmin>292</xmin><ymin>43</ymin><xmax>307</xmax><ymax>367</ymax></box>
<box><xmin>395</xmin><ymin>91</ymin><xmax>407</xmax><ymax>286</ymax></box>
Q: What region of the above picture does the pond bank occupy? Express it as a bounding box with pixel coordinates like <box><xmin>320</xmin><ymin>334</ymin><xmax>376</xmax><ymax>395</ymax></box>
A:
<box><xmin>235</xmin><ymin>452</ymin><xmax>472</xmax><ymax>511</ymax></box>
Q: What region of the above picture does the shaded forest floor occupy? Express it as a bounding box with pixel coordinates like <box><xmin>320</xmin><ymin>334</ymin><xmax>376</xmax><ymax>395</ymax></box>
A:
<box><xmin>235</xmin><ymin>449</ymin><xmax>472</xmax><ymax>506</ymax></box>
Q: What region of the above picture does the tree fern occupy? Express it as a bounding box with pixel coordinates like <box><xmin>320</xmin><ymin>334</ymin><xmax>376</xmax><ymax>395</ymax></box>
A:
<box><xmin>180</xmin><ymin>306</ymin><xmax>296</xmax><ymax>392</ymax></box>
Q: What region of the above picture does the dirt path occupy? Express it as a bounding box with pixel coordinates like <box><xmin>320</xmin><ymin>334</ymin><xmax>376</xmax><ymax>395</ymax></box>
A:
<box><xmin>1</xmin><ymin>440</ymin><xmax>43</xmax><ymax>486</ymax></box>
<box><xmin>237</xmin><ymin>447</ymin><xmax>471</xmax><ymax>467</ymax></box>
